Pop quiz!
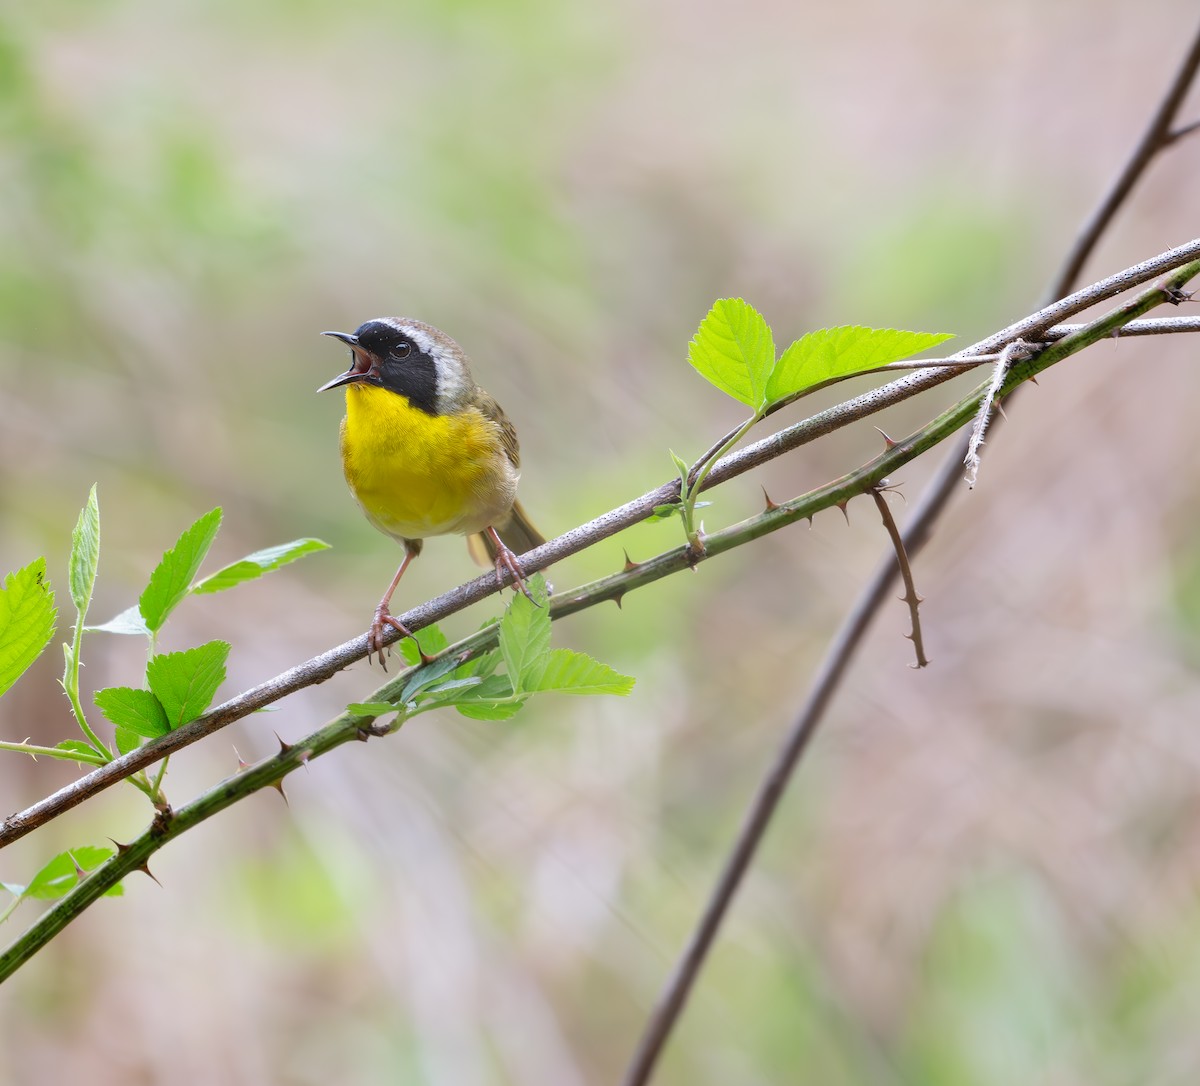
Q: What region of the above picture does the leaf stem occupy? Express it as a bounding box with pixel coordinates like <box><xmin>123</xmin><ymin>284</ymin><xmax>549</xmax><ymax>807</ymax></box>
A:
<box><xmin>0</xmin><ymin>739</ymin><xmax>106</xmax><ymax>766</ymax></box>
<box><xmin>62</xmin><ymin>630</ymin><xmax>110</xmax><ymax>763</ymax></box>
<box><xmin>682</xmin><ymin>413</ymin><xmax>761</xmax><ymax>551</ymax></box>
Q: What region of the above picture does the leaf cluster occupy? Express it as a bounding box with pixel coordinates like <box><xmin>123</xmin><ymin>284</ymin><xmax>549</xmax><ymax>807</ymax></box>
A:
<box><xmin>349</xmin><ymin>575</ymin><xmax>634</xmax><ymax>727</ymax></box>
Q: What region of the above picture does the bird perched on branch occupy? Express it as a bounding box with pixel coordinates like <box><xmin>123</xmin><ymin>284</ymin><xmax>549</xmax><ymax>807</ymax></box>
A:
<box><xmin>319</xmin><ymin>317</ymin><xmax>544</xmax><ymax>665</ymax></box>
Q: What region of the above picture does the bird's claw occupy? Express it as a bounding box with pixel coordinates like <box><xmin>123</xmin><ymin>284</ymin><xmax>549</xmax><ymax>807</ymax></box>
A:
<box><xmin>368</xmin><ymin>607</ymin><xmax>414</xmax><ymax>670</ymax></box>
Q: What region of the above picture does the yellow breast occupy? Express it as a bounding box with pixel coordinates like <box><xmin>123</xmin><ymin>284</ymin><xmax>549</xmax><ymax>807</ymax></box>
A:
<box><xmin>339</xmin><ymin>383</ymin><xmax>516</xmax><ymax>543</ymax></box>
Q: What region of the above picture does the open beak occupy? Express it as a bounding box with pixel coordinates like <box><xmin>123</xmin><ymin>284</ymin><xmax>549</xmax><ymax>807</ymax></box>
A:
<box><xmin>317</xmin><ymin>330</ymin><xmax>372</xmax><ymax>392</ymax></box>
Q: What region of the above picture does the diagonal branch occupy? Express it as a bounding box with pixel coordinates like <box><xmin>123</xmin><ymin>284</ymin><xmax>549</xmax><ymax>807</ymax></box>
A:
<box><xmin>3</xmin><ymin>259</ymin><xmax>1198</xmax><ymax>983</ymax></box>
<box><xmin>3</xmin><ymin>238</ymin><xmax>1199</xmax><ymax>851</ymax></box>
<box><xmin>620</xmin><ymin>21</ymin><xmax>1200</xmax><ymax>1084</ymax></box>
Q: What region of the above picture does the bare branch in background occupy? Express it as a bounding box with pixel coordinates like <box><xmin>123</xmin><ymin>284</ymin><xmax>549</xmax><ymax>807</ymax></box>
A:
<box><xmin>619</xmin><ymin>21</ymin><xmax>1200</xmax><ymax>1086</ymax></box>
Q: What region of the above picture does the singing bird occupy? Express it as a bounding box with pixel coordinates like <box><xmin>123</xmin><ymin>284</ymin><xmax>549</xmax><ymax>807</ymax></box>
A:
<box><xmin>319</xmin><ymin>318</ymin><xmax>544</xmax><ymax>664</ymax></box>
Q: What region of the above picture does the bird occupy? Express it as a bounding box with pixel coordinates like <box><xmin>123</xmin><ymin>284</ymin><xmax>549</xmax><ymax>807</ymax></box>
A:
<box><xmin>318</xmin><ymin>317</ymin><xmax>545</xmax><ymax>666</ymax></box>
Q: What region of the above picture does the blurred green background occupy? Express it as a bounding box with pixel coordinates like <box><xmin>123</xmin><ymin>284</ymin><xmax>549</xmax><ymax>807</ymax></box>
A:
<box><xmin>3</xmin><ymin>1</ymin><xmax>1200</xmax><ymax>1082</ymax></box>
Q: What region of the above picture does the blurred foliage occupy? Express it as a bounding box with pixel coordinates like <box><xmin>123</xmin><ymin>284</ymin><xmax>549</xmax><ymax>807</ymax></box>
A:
<box><xmin>3</xmin><ymin>0</ymin><xmax>1200</xmax><ymax>1083</ymax></box>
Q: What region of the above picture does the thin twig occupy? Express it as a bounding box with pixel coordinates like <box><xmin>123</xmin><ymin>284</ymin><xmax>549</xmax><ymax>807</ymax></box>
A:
<box><xmin>1051</xmin><ymin>20</ymin><xmax>1200</xmax><ymax>300</ymax></box>
<box><xmin>963</xmin><ymin>339</ymin><xmax>1030</xmax><ymax>488</ymax></box>
<box><xmin>619</xmin><ymin>23</ymin><xmax>1200</xmax><ymax>1085</ymax></box>
<box><xmin>870</xmin><ymin>487</ymin><xmax>927</xmax><ymax>668</ymax></box>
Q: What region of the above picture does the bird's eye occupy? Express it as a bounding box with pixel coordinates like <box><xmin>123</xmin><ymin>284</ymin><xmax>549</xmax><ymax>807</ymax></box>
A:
<box><xmin>393</xmin><ymin>342</ymin><xmax>412</xmax><ymax>359</ymax></box>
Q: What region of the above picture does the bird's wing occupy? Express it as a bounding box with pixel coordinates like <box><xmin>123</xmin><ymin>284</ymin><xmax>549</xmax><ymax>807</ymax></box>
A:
<box><xmin>474</xmin><ymin>391</ymin><xmax>521</xmax><ymax>469</ymax></box>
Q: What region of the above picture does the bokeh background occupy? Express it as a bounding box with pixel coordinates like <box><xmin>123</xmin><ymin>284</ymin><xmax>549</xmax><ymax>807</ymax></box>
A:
<box><xmin>3</xmin><ymin>2</ymin><xmax>1200</xmax><ymax>1083</ymax></box>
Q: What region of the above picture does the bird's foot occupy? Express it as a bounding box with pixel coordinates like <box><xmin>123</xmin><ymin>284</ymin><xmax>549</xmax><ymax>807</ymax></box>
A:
<box><xmin>368</xmin><ymin>606</ymin><xmax>414</xmax><ymax>670</ymax></box>
<box><xmin>494</xmin><ymin>543</ymin><xmax>537</xmax><ymax>605</ymax></box>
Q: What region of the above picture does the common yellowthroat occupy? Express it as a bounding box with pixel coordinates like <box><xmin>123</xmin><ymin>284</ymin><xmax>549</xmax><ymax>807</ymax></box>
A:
<box><xmin>319</xmin><ymin>317</ymin><xmax>545</xmax><ymax>665</ymax></box>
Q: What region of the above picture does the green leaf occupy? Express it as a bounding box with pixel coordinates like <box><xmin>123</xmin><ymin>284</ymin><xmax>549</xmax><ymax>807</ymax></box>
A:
<box><xmin>451</xmin><ymin>674</ymin><xmax>522</xmax><ymax>718</ymax></box>
<box><xmin>69</xmin><ymin>484</ymin><xmax>100</xmax><ymax>618</ymax></box>
<box><xmin>346</xmin><ymin>702</ymin><xmax>399</xmax><ymax>716</ymax></box>
<box><xmin>190</xmin><ymin>538</ymin><xmax>330</xmax><ymax>595</ymax></box>
<box><xmin>87</xmin><ymin>604</ymin><xmax>150</xmax><ymax>636</ymax></box>
<box><xmin>398</xmin><ymin>624</ymin><xmax>451</xmax><ymax>665</ymax></box>
<box><xmin>498</xmin><ymin>574</ymin><xmax>551</xmax><ymax>694</ymax></box>
<box><xmin>114</xmin><ymin>727</ymin><xmax>144</xmax><ymax>756</ymax></box>
<box><xmin>0</xmin><ymin>558</ymin><xmax>57</xmax><ymax>701</ymax></box>
<box><xmin>414</xmin><ymin>676</ymin><xmax>482</xmax><ymax>701</ymax></box>
<box><xmin>94</xmin><ymin>687</ymin><xmax>170</xmax><ymax>739</ymax></box>
<box><xmin>54</xmin><ymin>740</ymin><xmax>107</xmax><ymax>765</ymax></box>
<box><xmin>24</xmin><ymin>846</ymin><xmax>114</xmax><ymax>900</ymax></box>
<box><xmin>138</xmin><ymin>507</ymin><xmax>223</xmax><ymax>632</ymax></box>
<box><xmin>765</xmin><ymin>325</ymin><xmax>955</xmax><ymax>404</ymax></box>
<box><xmin>146</xmin><ymin>640</ymin><xmax>230</xmax><ymax>728</ymax></box>
<box><xmin>670</xmin><ymin>450</ymin><xmax>691</xmax><ymax>486</ymax></box>
<box><xmin>524</xmin><ymin>648</ymin><xmax>635</xmax><ymax>696</ymax></box>
<box><xmin>399</xmin><ymin>655</ymin><xmax>463</xmax><ymax>703</ymax></box>
<box><xmin>688</xmin><ymin>298</ymin><xmax>776</xmax><ymax>410</ymax></box>
<box><xmin>456</xmin><ymin>695</ymin><xmax>527</xmax><ymax>721</ymax></box>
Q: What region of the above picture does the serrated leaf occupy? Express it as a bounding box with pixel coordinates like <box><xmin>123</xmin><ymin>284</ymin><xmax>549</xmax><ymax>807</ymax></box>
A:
<box><xmin>114</xmin><ymin>727</ymin><xmax>144</xmax><ymax>756</ymax></box>
<box><xmin>190</xmin><ymin>538</ymin><xmax>330</xmax><ymax>595</ymax></box>
<box><xmin>146</xmin><ymin>640</ymin><xmax>229</xmax><ymax>728</ymax></box>
<box><xmin>0</xmin><ymin>558</ymin><xmax>57</xmax><ymax>701</ymax></box>
<box><xmin>452</xmin><ymin>674</ymin><xmax>518</xmax><ymax>718</ymax></box>
<box><xmin>525</xmin><ymin>648</ymin><xmax>635</xmax><ymax>696</ymax></box>
<box><xmin>399</xmin><ymin>655</ymin><xmax>463</xmax><ymax>703</ymax></box>
<box><xmin>346</xmin><ymin>702</ymin><xmax>399</xmax><ymax>716</ymax></box>
<box><xmin>54</xmin><ymin>740</ymin><xmax>107</xmax><ymax>765</ymax></box>
<box><xmin>24</xmin><ymin>846</ymin><xmax>114</xmax><ymax>900</ymax></box>
<box><xmin>398</xmin><ymin>624</ymin><xmax>451</xmax><ymax>665</ymax></box>
<box><xmin>138</xmin><ymin>508</ymin><xmax>223</xmax><ymax>632</ymax></box>
<box><xmin>456</xmin><ymin>696</ymin><xmax>527</xmax><ymax>721</ymax></box>
<box><xmin>94</xmin><ymin>686</ymin><xmax>170</xmax><ymax>739</ymax></box>
<box><xmin>688</xmin><ymin>298</ymin><xmax>776</xmax><ymax>410</ymax></box>
<box><xmin>765</xmin><ymin>325</ymin><xmax>955</xmax><ymax>404</ymax></box>
<box><xmin>498</xmin><ymin>575</ymin><xmax>550</xmax><ymax>694</ymax></box>
<box><xmin>415</xmin><ymin>676</ymin><xmax>482</xmax><ymax>700</ymax></box>
<box><xmin>86</xmin><ymin>604</ymin><xmax>151</xmax><ymax>636</ymax></box>
<box><xmin>69</xmin><ymin>484</ymin><xmax>100</xmax><ymax>617</ymax></box>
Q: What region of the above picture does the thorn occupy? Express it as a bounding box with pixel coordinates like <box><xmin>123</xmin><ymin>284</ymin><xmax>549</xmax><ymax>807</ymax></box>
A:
<box><xmin>71</xmin><ymin>854</ymin><xmax>87</xmax><ymax>880</ymax></box>
<box><xmin>275</xmin><ymin>732</ymin><xmax>293</xmax><ymax>755</ymax></box>
<box><xmin>993</xmin><ymin>401</ymin><xmax>1008</xmax><ymax>421</ymax></box>
<box><xmin>109</xmin><ymin>838</ymin><xmax>132</xmax><ymax>856</ymax></box>
<box><xmin>622</xmin><ymin>549</ymin><xmax>639</xmax><ymax>572</ymax></box>
<box><xmin>805</xmin><ymin>515</ymin><xmax>813</xmax><ymax>528</ymax></box>
<box><xmin>874</xmin><ymin>426</ymin><xmax>898</xmax><ymax>449</ymax></box>
<box><xmin>611</xmin><ymin>589</ymin><xmax>625</xmax><ymax>609</ymax></box>
<box><xmin>137</xmin><ymin>862</ymin><xmax>162</xmax><ymax>887</ymax></box>
<box><xmin>836</xmin><ymin>500</ymin><xmax>850</xmax><ymax>524</ymax></box>
<box><xmin>1028</xmin><ymin>374</ymin><xmax>1039</xmax><ymax>386</ymax></box>
<box><xmin>233</xmin><ymin>746</ymin><xmax>251</xmax><ymax>771</ymax></box>
<box><xmin>296</xmin><ymin>748</ymin><xmax>312</xmax><ymax>768</ymax></box>
<box><xmin>269</xmin><ymin>778</ymin><xmax>289</xmax><ymax>806</ymax></box>
<box><xmin>1163</xmin><ymin>284</ymin><xmax>1193</xmax><ymax>305</ymax></box>
<box><xmin>761</xmin><ymin>486</ymin><xmax>780</xmax><ymax>512</ymax></box>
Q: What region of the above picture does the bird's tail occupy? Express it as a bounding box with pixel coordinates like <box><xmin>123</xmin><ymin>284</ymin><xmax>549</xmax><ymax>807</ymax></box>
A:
<box><xmin>466</xmin><ymin>499</ymin><xmax>546</xmax><ymax>568</ymax></box>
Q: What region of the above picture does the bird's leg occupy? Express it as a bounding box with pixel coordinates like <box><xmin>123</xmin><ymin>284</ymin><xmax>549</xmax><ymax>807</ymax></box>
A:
<box><xmin>369</xmin><ymin>546</ymin><xmax>421</xmax><ymax>668</ymax></box>
<box><xmin>486</xmin><ymin>526</ymin><xmax>537</xmax><ymax>604</ymax></box>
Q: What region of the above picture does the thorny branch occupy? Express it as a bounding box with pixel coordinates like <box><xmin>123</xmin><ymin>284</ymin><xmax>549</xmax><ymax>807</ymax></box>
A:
<box><xmin>869</xmin><ymin>486</ymin><xmax>928</xmax><ymax>669</ymax></box>
<box><xmin>2</xmin><ymin>256</ymin><xmax>1199</xmax><ymax>984</ymax></box>
<box><xmin>3</xmin><ymin>239</ymin><xmax>1200</xmax><ymax>851</ymax></box>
